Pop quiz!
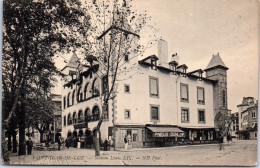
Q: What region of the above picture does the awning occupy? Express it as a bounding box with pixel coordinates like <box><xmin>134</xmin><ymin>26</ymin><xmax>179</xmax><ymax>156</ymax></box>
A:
<box><xmin>147</xmin><ymin>126</ymin><xmax>184</xmax><ymax>133</ymax></box>
<box><xmin>147</xmin><ymin>126</ymin><xmax>185</xmax><ymax>137</ymax></box>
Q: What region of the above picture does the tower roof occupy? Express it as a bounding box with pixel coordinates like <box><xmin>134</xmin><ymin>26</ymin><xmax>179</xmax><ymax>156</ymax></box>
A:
<box><xmin>61</xmin><ymin>53</ymin><xmax>81</xmax><ymax>71</ymax></box>
<box><xmin>97</xmin><ymin>10</ymin><xmax>139</xmax><ymax>40</ymax></box>
<box><xmin>205</xmin><ymin>53</ymin><xmax>228</xmax><ymax>71</ymax></box>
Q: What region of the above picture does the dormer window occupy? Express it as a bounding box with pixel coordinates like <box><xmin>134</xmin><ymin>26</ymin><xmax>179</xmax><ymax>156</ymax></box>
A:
<box><xmin>187</xmin><ymin>69</ymin><xmax>203</xmax><ymax>80</ymax></box>
<box><xmin>169</xmin><ymin>61</ymin><xmax>178</xmax><ymax>75</ymax></box>
<box><xmin>177</xmin><ymin>64</ymin><xmax>188</xmax><ymax>77</ymax></box>
<box><xmin>151</xmin><ymin>59</ymin><xmax>157</xmax><ymax>70</ymax></box>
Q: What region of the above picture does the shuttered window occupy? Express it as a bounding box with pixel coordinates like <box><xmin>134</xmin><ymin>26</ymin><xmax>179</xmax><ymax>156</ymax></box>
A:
<box><xmin>180</xmin><ymin>84</ymin><xmax>188</xmax><ymax>102</ymax></box>
<box><xmin>150</xmin><ymin>77</ymin><xmax>159</xmax><ymax>97</ymax></box>
<box><xmin>197</xmin><ymin>87</ymin><xmax>205</xmax><ymax>104</ymax></box>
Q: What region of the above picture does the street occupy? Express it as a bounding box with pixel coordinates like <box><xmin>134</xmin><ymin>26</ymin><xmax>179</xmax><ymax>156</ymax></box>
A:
<box><xmin>9</xmin><ymin>139</ymin><xmax>257</xmax><ymax>166</ymax></box>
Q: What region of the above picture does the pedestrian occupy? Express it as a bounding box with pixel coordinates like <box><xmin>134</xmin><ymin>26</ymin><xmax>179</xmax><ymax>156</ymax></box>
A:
<box><xmin>26</xmin><ymin>137</ymin><xmax>33</xmax><ymax>155</ymax></box>
<box><xmin>65</xmin><ymin>137</ymin><xmax>70</xmax><ymax>149</ymax></box>
<box><xmin>104</xmin><ymin>139</ymin><xmax>109</xmax><ymax>151</ymax></box>
<box><xmin>124</xmin><ymin>135</ymin><xmax>128</xmax><ymax>150</ymax></box>
<box><xmin>218</xmin><ymin>133</ymin><xmax>224</xmax><ymax>150</ymax></box>
<box><xmin>58</xmin><ymin>136</ymin><xmax>62</xmax><ymax>151</ymax></box>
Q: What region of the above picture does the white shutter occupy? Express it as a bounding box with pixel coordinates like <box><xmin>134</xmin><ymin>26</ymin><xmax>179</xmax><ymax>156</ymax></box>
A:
<box><xmin>150</xmin><ymin>78</ymin><xmax>158</xmax><ymax>95</ymax></box>
<box><xmin>181</xmin><ymin>85</ymin><xmax>188</xmax><ymax>99</ymax></box>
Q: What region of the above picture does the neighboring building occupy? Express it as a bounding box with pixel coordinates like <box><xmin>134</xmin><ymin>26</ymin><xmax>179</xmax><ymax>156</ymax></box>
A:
<box><xmin>60</xmin><ymin>15</ymin><xmax>229</xmax><ymax>148</ymax></box>
<box><xmin>51</xmin><ymin>94</ymin><xmax>62</xmax><ymax>141</ymax></box>
<box><xmin>230</xmin><ymin>112</ymin><xmax>239</xmax><ymax>138</ymax></box>
<box><xmin>237</xmin><ymin>97</ymin><xmax>258</xmax><ymax>140</ymax></box>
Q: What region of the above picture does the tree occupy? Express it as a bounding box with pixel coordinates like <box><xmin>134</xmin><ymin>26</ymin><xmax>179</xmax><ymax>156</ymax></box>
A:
<box><xmin>2</xmin><ymin>0</ymin><xmax>90</xmax><ymax>160</ymax></box>
<box><xmin>82</xmin><ymin>0</ymin><xmax>156</xmax><ymax>156</ymax></box>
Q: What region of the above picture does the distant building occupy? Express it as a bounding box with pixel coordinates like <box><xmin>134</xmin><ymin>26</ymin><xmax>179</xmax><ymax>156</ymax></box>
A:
<box><xmin>236</xmin><ymin>97</ymin><xmax>258</xmax><ymax>140</ymax></box>
<box><xmin>230</xmin><ymin>112</ymin><xmax>239</xmax><ymax>138</ymax></box>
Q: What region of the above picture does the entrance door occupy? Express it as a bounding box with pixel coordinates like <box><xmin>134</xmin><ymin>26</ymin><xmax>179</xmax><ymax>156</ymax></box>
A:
<box><xmin>126</xmin><ymin>130</ymin><xmax>132</xmax><ymax>149</ymax></box>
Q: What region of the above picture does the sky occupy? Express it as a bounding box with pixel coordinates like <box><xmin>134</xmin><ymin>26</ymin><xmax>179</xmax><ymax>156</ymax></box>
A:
<box><xmin>54</xmin><ymin>0</ymin><xmax>259</xmax><ymax>113</ymax></box>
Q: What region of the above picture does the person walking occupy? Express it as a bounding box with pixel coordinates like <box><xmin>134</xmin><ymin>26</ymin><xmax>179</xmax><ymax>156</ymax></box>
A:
<box><xmin>26</xmin><ymin>137</ymin><xmax>33</xmax><ymax>155</ymax></box>
<box><xmin>218</xmin><ymin>133</ymin><xmax>224</xmax><ymax>150</ymax></box>
<box><xmin>104</xmin><ymin>139</ymin><xmax>109</xmax><ymax>151</ymax></box>
<box><xmin>124</xmin><ymin>135</ymin><xmax>128</xmax><ymax>150</ymax></box>
<box><xmin>58</xmin><ymin>136</ymin><xmax>62</xmax><ymax>151</ymax></box>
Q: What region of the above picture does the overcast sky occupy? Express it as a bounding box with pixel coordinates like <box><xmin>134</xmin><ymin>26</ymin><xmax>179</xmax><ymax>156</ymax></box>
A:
<box><xmin>54</xmin><ymin>0</ymin><xmax>259</xmax><ymax>113</ymax></box>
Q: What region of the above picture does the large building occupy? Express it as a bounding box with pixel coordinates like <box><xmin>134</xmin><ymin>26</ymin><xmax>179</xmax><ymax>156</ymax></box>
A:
<box><xmin>236</xmin><ymin>97</ymin><xmax>258</xmax><ymax>140</ymax></box>
<box><xmin>60</xmin><ymin>15</ymin><xmax>229</xmax><ymax>148</ymax></box>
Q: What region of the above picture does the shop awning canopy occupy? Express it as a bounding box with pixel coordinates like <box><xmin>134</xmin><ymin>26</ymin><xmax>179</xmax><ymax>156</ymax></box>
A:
<box><xmin>147</xmin><ymin>126</ymin><xmax>184</xmax><ymax>133</ymax></box>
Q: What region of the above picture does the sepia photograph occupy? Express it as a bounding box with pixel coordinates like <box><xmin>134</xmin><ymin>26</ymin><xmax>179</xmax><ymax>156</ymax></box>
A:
<box><xmin>2</xmin><ymin>0</ymin><xmax>259</xmax><ymax>166</ymax></box>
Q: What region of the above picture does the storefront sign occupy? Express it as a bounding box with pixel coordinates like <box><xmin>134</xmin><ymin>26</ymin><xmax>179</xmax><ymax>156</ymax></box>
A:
<box><xmin>154</xmin><ymin>132</ymin><xmax>169</xmax><ymax>137</ymax></box>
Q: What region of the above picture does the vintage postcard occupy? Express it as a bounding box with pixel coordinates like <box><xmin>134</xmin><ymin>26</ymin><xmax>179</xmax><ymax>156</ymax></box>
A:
<box><xmin>2</xmin><ymin>0</ymin><xmax>258</xmax><ymax>166</ymax></box>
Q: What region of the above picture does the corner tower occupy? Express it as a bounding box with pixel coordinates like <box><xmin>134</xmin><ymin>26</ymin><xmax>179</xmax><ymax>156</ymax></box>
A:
<box><xmin>204</xmin><ymin>53</ymin><xmax>229</xmax><ymax>130</ymax></box>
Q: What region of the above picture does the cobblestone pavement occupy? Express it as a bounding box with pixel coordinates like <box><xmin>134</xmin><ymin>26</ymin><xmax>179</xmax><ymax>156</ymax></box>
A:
<box><xmin>8</xmin><ymin>139</ymin><xmax>257</xmax><ymax>166</ymax></box>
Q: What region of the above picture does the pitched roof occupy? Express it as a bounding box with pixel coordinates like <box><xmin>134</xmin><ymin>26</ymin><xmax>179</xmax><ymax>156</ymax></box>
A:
<box><xmin>205</xmin><ymin>53</ymin><xmax>228</xmax><ymax>71</ymax></box>
<box><xmin>61</xmin><ymin>53</ymin><xmax>81</xmax><ymax>71</ymax></box>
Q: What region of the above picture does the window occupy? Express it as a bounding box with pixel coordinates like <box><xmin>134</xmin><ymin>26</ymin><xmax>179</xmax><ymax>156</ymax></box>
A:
<box><xmin>151</xmin><ymin>105</ymin><xmax>159</xmax><ymax>121</ymax></box>
<box><xmin>84</xmin><ymin>83</ymin><xmax>89</xmax><ymax>100</ymax></box>
<box><xmin>255</xmin><ymin>132</ymin><xmax>257</xmax><ymax>138</ymax></box>
<box><xmin>198</xmin><ymin>109</ymin><xmax>205</xmax><ymax>123</ymax></box>
<box><xmin>252</xmin><ymin>111</ymin><xmax>256</xmax><ymax>118</ymax></box>
<box><xmin>71</xmin><ymin>90</ymin><xmax>75</xmax><ymax>105</ymax></box>
<box><xmin>125</xmin><ymin>109</ymin><xmax>131</xmax><ymax>119</ymax></box>
<box><xmin>150</xmin><ymin>77</ymin><xmax>159</xmax><ymax>97</ymax></box>
<box><xmin>180</xmin><ymin>83</ymin><xmax>189</xmax><ymax>102</ymax></box>
<box><xmin>124</xmin><ymin>84</ymin><xmax>130</xmax><ymax>93</ymax></box>
<box><xmin>181</xmin><ymin>108</ymin><xmax>189</xmax><ymax>123</ymax></box>
<box><xmin>78</xmin><ymin>110</ymin><xmax>83</xmax><ymax>123</ymax></box>
<box><xmin>197</xmin><ymin>87</ymin><xmax>205</xmax><ymax>104</ymax></box>
<box><xmin>73</xmin><ymin>112</ymin><xmax>77</xmax><ymax>124</ymax></box>
<box><xmin>125</xmin><ymin>55</ymin><xmax>129</xmax><ymax>62</ymax></box>
<box><xmin>68</xmin><ymin>114</ymin><xmax>72</xmax><ymax>125</ymax></box>
<box><xmin>67</xmin><ymin>92</ymin><xmax>70</xmax><ymax>107</ymax></box>
<box><xmin>77</xmin><ymin>87</ymin><xmax>82</xmax><ymax>102</ymax></box>
<box><xmin>222</xmin><ymin>90</ymin><xmax>226</xmax><ymax>107</ymax></box>
<box><xmin>102</xmin><ymin>76</ymin><xmax>108</xmax><ymax>94</ymax></box>
<box><xmin>92</xmin><ymin>78</ymin><xmax>100</xmax><ymax>96</ymax></box>
<box><xmin>92</xmin><ymin>105</ymin><xmax>100</xmax><ymax>121</ymax></box>
<box><xmin>151</xmin><ymin>59</ymin><xmax>157</xmax><ymax>70</ymax></box>
<box><xmin>63</xmin><ymin>116</ymin><xmax>66</xmax><ymax>126</ymax></box>
<box><xmin>63</xmin><ymin>96</ymin><xmax>66</xmax><ymax>109</ymax></box>
<box><xmin>103</xmin><ymin>105</ymin><xmax>109</xmax><ymax>120</ymax></box>
<box><xmin>85</xmin><ymin>108</ymin><xmax>91</xmax><ymax>122</ymax></box>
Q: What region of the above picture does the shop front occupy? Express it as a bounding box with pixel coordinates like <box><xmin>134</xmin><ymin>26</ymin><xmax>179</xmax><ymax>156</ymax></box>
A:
<box><xmin>144</xmin><ymin>125</ymin><xmax>185</xmax><ymax>147</ymax></box>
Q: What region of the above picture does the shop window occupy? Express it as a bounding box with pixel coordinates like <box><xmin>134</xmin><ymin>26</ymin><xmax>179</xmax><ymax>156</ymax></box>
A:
<box><xmin>198</xmin><ymin>109</ymin><xmax>205</xmax><ymax>123</ymax></box>
<box><xmin>181</xmin><ymin>108</ymin><xmax>189</xmax><ymax>123</ymax></box>
<box><xmin>124</xmin><ymin>84</ymin><xmax>130</xmax><ymax>93</ymax></box>
<box><xmin>132</xmin><ymin>130</ymin><xmax>138</xmax><ymax>142</ymax></box>
<box><xmin>149</xmin><ymin>77</ymin><xmax>159</xmax><ymax>97</ymax></box>
<box><xmin>125</xmin><ymin>109</ymin><xmax>131</xmax><ymax>119</ymax></box>
<box><xmin>197</xmin><ymin>87</ymin><xmax>205</xmax><ymax>104</ymax></box>
<box><xmin>150</xmin><ymin>105</ymin><xmax>159</xmax><ymax>121</ymax></box>
<box><xmin>180</xmin><ymin>83</ymin><xmax>189</xmax><ymax>102</ymax></box>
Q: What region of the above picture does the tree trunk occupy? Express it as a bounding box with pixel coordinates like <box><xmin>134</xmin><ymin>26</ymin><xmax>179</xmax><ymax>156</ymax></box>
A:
<box><xmin>12</xmin><ymin>131</ymin><xmax>17</xmax><ymax>153</ymax></box>
<box><xmin>18</xmin><ymin>100</ymin><xmax>26</xmax><ymax>155</ymax></box>
<box><xmin>40</xmin><ymin>132</ymin><xmax>44</xmax><ymax>143</ymax></box>
<box><xmin>94</xmin><ymin>130</ymin><xmax>100</xmax><ymax>156</ymax></box>
<box><xmin>7</xmin><ymin>133</ymin><xmax>11</xmax><ymax>151</ymax></box>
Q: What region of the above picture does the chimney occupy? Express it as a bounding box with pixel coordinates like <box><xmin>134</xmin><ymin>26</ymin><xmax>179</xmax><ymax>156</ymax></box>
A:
<box><xmin>157</xmin><ymin>39</ymin><xmax>168</xmax><ymax>67</ymax></box>
<box><xmin>171</xmin><ymin>53</ymin><xmax>179</xmax><ymax>64</ymax></box>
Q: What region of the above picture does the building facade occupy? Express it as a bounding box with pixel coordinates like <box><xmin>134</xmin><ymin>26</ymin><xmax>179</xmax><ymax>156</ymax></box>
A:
<box><xmin>230</xmin><ymin>112</ymin><xmax>239</xmax><ymax>138</ymax></box>
<box><xmin>60</xmin><ymin>48</ymin><xmax>229</xmax><ymax>148</ymax></box>
<box><xmin>236</xmin><ymin>97</ymin><xmax>258</xmax><ymax>140</ymax></box>
<box><xmin>60</xmin><ymin>13</ymin><xmax>229</xmax><ymax>148</ymax></box>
